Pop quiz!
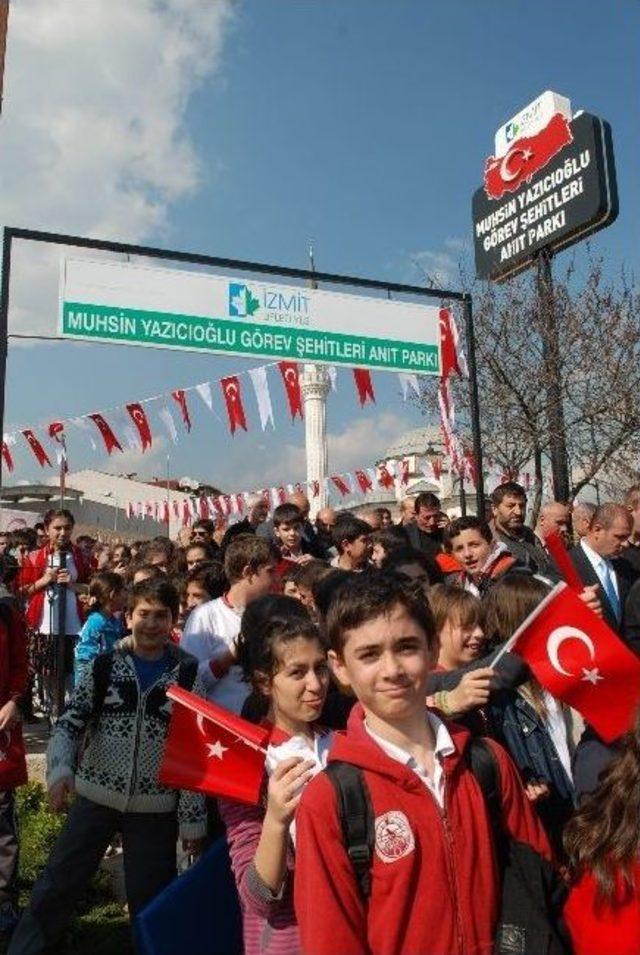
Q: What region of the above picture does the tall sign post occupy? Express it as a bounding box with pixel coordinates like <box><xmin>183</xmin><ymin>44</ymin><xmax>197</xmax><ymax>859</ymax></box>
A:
<box><xmin>472</xmin><ymin>91</ymin><xmax>618</xmax><ymax>500</ymax></box>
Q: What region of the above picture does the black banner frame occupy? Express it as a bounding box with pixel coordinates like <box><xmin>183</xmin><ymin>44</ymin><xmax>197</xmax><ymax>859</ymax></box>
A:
<box><xmin>0</xmin><ymin>226</ymin><xmax>485</xmax><ymax>515</ymax></box>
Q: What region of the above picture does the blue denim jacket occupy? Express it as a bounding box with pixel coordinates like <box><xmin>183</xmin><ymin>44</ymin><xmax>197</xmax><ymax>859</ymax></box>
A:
<box><xmin>489</xmin><ymin>691</ymin><xmax>575</xmax><ymax>804</ymax></box>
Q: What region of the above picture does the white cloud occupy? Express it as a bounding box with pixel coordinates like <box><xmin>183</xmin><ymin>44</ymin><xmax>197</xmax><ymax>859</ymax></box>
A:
<box><xmin>233</xmin><ymin>411</ymin><xmax>411</xmax><ymax>491</ymax></box>
<box><xmin>103</xmin><ymin>433</ymin><xmax>170</xmax><ymax>480</ymax></box>
<box><xmin>409</xmin><ymin>249</ymin><xmax>458</xmax><ymax>288</ymax></box>
<box><xmin>2</xmin><ymin>0</ymin><xmax>232</xmax><ymax>334</ymax></box>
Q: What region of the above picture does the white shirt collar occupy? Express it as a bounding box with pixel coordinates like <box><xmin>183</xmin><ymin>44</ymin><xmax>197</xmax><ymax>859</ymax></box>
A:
<box><xmin>364</xmin><ymin>712</ymin><xmax>455</xmax><ymax>808</ymax></box>
<box><xmin>580</xmin><ymin>539</ymin><xmax>609</xmax><ymax>571</ymax></box>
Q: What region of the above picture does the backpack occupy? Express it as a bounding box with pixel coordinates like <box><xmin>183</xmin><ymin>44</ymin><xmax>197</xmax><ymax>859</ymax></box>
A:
<box><xmin>90</xmin><ymin>649</ymin><xmax>199</xmax><ymax>725</ymax></box>
<box><xmin>325</xmin><ymin>738</ymin><xmax>570</xmax><ymax>955</ymax></box>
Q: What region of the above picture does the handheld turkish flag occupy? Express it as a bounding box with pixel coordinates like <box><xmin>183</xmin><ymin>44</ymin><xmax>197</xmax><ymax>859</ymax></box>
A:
<box><xmin>497</xmin><ymin>582</ymin><xmax>640</xmax><ymax>743</ymax></box>
<box><xmin>278</xmin><ymin>362</ymin><xmax>303</xmax><ymax>420</ymax></box>
<box><xmin>160</xmin><ymin>686</ymin><xmax>287</xmax><ymax>805</ymax></box>
<box><xmin>483</xmin><ymin>113</ymin><xmax>573</xmax><ymax>201</ymax></box>
<box><xmin>126</xmin><ymin>403</ymin><xmax>153</xmax><ymax>451</ymax></box>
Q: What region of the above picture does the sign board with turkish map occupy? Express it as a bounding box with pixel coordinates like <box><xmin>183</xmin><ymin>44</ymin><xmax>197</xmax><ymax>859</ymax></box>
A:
<box><xmin>472</xmin><ymin>105</ymin><xmax>618</xmax><ymax>282</ymax></box>
<box><xmin>59</xmin><ymin>258</ymin><xmax>441</xmax><ymax>375</ymax></box>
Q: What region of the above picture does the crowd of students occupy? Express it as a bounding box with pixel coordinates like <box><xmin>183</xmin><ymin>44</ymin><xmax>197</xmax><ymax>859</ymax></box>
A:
<box><xmin>1</xmin><ymin>482</ymin><xmax>640</xmax><ymax>953</ymax></box>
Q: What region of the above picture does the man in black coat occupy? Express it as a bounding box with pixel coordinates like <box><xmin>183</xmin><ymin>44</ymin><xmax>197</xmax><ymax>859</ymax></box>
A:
<box><xmin>402</xmin><ymin>491</ymin><xmax>444</xmax><ymax>562</ymax></box>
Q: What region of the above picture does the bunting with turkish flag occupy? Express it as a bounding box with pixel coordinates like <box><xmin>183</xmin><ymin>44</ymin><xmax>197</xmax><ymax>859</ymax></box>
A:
<box><xmin>88</xmin><ymin>414</ymin><xmax>123</xmax><ymax>454</ymax></box>
<box><xmin>160</xmin><ymin>686</ymin><xmax>287</xmax><ymax>805</ymax></box>
<box><xmin>126</xmin><ymin>403</ymin><xmax>153</xmax><ymax>452</ymax></box>
<box><xmin>220</xmin><ymin>376</ymin><xmax>248</xmax><ymax>435</ymax></box>
<box><xmin>352</xmin><ymin>368</ymin><xmax>375</xmax><ymax>407</ymax></box>
<box><xmin>378</xmin><ymin>463</ymin><xmax>395</xmax><ymax>490</ymax></box>
<box><xmin>171</xmin><ymin>389</ymin><xmax>192</xmax><ymax>432</ymax></box>
<box><xmin>332</xmin><ymin>475</ymin><xmax>351</xmax><ymax>497</ymax></box>
<box><xmin>498</xmin><ymin>582</ymin><xmax>640</xmax><ymax>743</ymax></box>
<box><xmin>354</xmin><ymin>469</ymin><xmax>373</xmax><ymax>494</ymax></box>
<box><xmin>22</xmin><ymin>430</ymin><xmax>52</xmax><ymax>468</ymax></box>
<box><xmin>278</xmin><ymin>362</ymin><xmax>303</xmax><ymax>420</ymax></box>
<box><xmin>439</xmin><ymin>308</ymin><xmax>468</xmax><ymax>379</ymax></box>
<box><xmin>1</xmin><ymin>441</ymin><xmax>14</xmax><ymax>473</ymax></box>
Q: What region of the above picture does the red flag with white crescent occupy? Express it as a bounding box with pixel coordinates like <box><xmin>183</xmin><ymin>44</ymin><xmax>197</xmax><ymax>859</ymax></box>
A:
<box><xmin>171</xmin><ymin>389</ymin><xmax>192</xmax><ymax>432</ymax></box>
<box><xmin>399</xmin><ymin>459</ymin><xmax>410</xmax><ymax>486</ymax></box>
<box><xmin>1</xmin><ymin>442</ymin><xmax>14</xmax><ymax>473</ymax></box>
<box><xmin>483</xmin><ymin>113</ymin><xmax>573</xmax><ymax>201</ymax></box>
<box><xmin>88</xmin><ymin>414</ymin><xmax>123</xmax><ymax>455</ymax></box>
<box><xmin>354</xmin><ymin>469</ymin><xmax>373</xmax><ymax>494</ymax></box>
<box><xmin>501</xmin><ymin>582</ymin><xmax>640</xmax><ymax>743</ymax></box>
<box><xmin>22</xmin><ymin>430</ymin><xmax>52</xmax><ymax>468</ymax></box>
<box><xmin>432</xmin><ymin>457</ymin><xmax>443</xmax><ymax>481</ymax></box>
<box><xmin>352</xmin><ymin>368</ymin><xmax>375</xmax><ymax>407</ymax></box>
<box><xmin>310</xmin><ymin>480</ymin><xmax>320</xmax><ymax>498</ymax></box>
<box><xmin>199</xmin><ymin>497</ymin><xmax>210</xmax><ymax>520</ymax></box>
<box><xmin>126</xmin><ymin>403</ymin><xmax>152</xmax><ymax>451</ymax></box>
<box><xmin>160</xmin><ymin>686</ymin><xmax>288</xmax><ymax>805</ymax></box>
<box><xmin>220</xmin><ymin>376</ymin><xmax>248</xmax><ymax>435</ymax></box>
<box><xmin>278</xmin><ymin>362</ymin><xmax>303</xmax><ymax>420</ymax></box>
<box><xmin>182</xmin><ymin>499</ymin><xmax>191</xmax><ymax>525</ymax></box>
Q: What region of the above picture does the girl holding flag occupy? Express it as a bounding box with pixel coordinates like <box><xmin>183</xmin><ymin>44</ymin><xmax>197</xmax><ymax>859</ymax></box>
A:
<box><xmin>219</xmin><ymin>594</ymin><xmax>332</xmax><ymax>955</ymax></box>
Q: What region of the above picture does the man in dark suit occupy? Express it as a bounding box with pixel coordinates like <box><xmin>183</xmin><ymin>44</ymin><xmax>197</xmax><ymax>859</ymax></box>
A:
<box><xmin>568</xmin><ymin>502</ymin><xmax>636</xmax><ymax>636</ymax></box>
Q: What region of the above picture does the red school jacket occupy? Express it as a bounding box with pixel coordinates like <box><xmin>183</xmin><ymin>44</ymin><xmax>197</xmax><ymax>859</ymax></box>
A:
<box><xmin>294</xmin><ymin>703</ymin><xmax>551</xmax><ymax>955</ymax></box>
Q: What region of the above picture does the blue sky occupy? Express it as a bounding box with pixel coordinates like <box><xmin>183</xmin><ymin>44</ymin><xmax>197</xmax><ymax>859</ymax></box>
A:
<box><xmin>2</xmin><ymin>0</ymin><xmax>638</xmax><ymax>493</ymax></box>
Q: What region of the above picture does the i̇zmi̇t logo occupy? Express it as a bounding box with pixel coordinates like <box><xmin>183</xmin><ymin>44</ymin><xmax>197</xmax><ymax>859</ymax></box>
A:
<box><xmin>229</xmin><ymin>283</ymin><xmax>260</xmax><ymax>318</ymax></box>
<box><xmin>228</xmin><ymin>282</ymin><xmax>311</xmax><ymax>326</ymax></box>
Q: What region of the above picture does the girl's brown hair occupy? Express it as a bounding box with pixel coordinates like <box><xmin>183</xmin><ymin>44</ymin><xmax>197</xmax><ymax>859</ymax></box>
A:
<box><xmin>483</xmin><ymin>574</ymin><xmax>551</xmax><ymax>718</ymax></box>
<box><xmin>86</xmin><ymin>571</ymin><xmax>124</xmax><ymax>613</ymax></box>
<box><xmin>428</xmin><ymin>584</ymin><xmax>482</xmax><ymax>636</ymax></box>
<box><xmin>564</xmin><ymin>709</ymin><xmax>640</xmax><ymax>902</ymax></box>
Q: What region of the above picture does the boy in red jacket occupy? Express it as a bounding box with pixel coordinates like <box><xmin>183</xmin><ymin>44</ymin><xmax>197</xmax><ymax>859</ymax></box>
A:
<box><xmin>294</xmin><ymin>574</ymin><xmax>551</xmax><ymax>955</ymax></box>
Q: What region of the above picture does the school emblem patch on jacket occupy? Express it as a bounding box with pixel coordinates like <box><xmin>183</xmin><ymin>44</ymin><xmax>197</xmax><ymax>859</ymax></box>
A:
<box><xmin>374</xmin><ymin>811</ymin><xmax>415</xmax><ymax>863</ymax></box>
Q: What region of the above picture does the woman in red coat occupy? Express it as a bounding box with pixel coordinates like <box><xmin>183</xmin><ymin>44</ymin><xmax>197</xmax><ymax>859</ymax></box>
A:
<box><xmin>563</xmin><ymin>709</ymin><xmax>640</xmax><ymax>955</ymax></box>
<box><xmin>19</xmin><ymin>510</ymin><xmax>89</xmax><ymax>715</ymax></box>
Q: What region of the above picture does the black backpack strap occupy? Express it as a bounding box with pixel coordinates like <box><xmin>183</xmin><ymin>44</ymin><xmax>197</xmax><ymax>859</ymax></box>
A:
<box><xmin>324</xmin><ymin>761</ymin><xmax>374</xmax><ymax>900</ymax></box>
<box><xmin>177</xmin><ymin>654</ymin><xmax>199</xmax><ymax>691</ymax></box>
<box><xmin>90</xmin><ymin>651</ymin><xmax>115</xmax><ymax>725</ymax></box>
<box><xmin>467</xmin><ymin>737</ymin><xmax>504</xmax><ymax>845</ymax></box>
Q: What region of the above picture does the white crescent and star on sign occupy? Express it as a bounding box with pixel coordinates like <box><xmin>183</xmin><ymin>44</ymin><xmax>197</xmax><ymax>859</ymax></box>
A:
<box><xmin>500</xmin><ymin>146</ymin><xmax>534</xmax><ymax>182</ymax></box>
<box><xmin>546</xmin><ymin>626</ymin><xmax>603</xmax><ymax>685</ymax></box>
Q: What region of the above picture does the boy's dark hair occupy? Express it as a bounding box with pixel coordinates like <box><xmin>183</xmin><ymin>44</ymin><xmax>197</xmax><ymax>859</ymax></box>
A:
<box><xmin>325</xmin><ymin>572</ymin><xmax>437</xmax><ymax>656</ymax></box>
<box><xmin>312</xmin><ymin>568</ymin><xmax>353</xmax><ymax>622</ymax></box>
<box><xmin>273</xmin><ymin>503</ymin><xmax>302</xmax><ymax>528</ymax></box>
<box><xmin>185</xmin><ymin>561</ymin><xmax>227</xmax><ymax>600</ymax></box>
<box><xmin>142</xmin><ymin>537</ymin><xmax>175</xmax><ymax>560</ymax></box>
<box><xmin>43</xmin><ymin>508</ymin><xmax>75</xmax><ymax>528</ymax></box>
<box><xmin>444</xmin><ymin>516</ymin><xmax>493</xmax><ymax>551</ymax></box>
<box><xmin>491</xmin><ymin>481</ymin><xmax>526</xmax><ymax>506</ymax></box>
<box><xmin>192</xmin><ymin>518</ymin><xmax>215</xmax><ymax>535</ymax></box>
<box><xmin>236</xmin><ymin>594</ymin><xmax>322</xmax><ymax>720</ymax></box>
<box><xmin>379</xmin><ymin>546</ymin><xmax>444</xmax><ymax>585</ymax></box>
<box><xmin>87</xmin><ymin>571</ymin><xmax>125</xmax><ymax>613</ymax></box>
<box><xmin>331</xmin><ymin>515</ymin><xmax>371</xmax><ymax>554</ymax></box>
<box><xmin>428</xmin><ymin>583</ymin><xmax>483</xmax><ymax>635</ymax></box>
<box><xmin>126</xmin><ymin>560</ymin><xmax>165</xmax><ymax>586</ymax></box>
<box><xmin>185</xmin><ymin>541</ymin><xmax>218</xmax><ymax>560</ymax></box>
<box><xmin>369</xmin><ymin>527</ymin><xmax>406</xmax><ymax>553</ymax></box>
<box><xmin>414</xmin><ymin>492</ymin><xmax>440</xmax><ymax>512</ymax></box>
<box><xmin>224</xmin><ymin>534</ymin><xmax>276</xmax><ymax>584</ymax></box>
<box><xmin>127</xmin><ymin>577</ymin><xmax>180</xmax><ymax>620</ymax></box>
<box><xmin>294</xmin><ymin>559</ymin><xmax>333</xmax><ymax>592</ymax></box>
